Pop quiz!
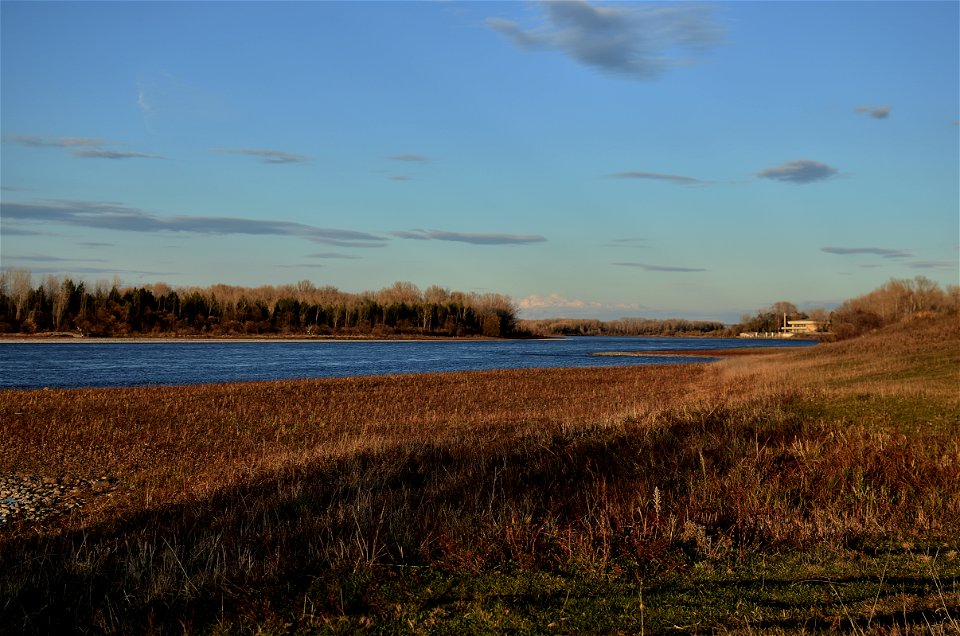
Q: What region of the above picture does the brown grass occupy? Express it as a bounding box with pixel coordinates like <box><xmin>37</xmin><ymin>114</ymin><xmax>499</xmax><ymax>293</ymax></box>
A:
<box><xmin>0</xmin><ymin>314</ymin><xmax>957</xmax><ymax>632</ymax></box>
<box><xmin>0</xmin><ymin>364</ymin><xmax>699</xmax><ymax>513</ymax></box>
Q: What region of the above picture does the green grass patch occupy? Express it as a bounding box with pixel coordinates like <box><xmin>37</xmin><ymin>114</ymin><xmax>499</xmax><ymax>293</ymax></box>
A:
<box><xmin>222</xmin><ymin>547</ymin><xmax>960</xmax><ymax>634</ymax></box>
<box><xmin>786</xmin><ymin>393</ymin><xmax>960</xmax><ymax>436</ymax></box>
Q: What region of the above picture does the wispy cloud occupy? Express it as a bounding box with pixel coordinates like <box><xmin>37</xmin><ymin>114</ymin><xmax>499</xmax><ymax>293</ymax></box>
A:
<box><xmin>756</xmin><ymin>160</ymin><xmax>838</xmax><ymax>184</ymax></box>
<box><xmin>392</xmin><ymin>229</ymin><xmax>546</xmax><ymax>245</ymax></box>
<box><xmin>306</xmin><ymin>252</ymin><xmax>362</xmax><ymax>260</ymax></box>
<box><xmin>608</xmin><ymin>170</ymin><xmax>711</xmax><ymax>185</ymax></box>
<box><xmin>607</xmin><ymin>237</ymin><xmax>648</xmax><ymax>247</ymax></box>
<box><xmin>72</xmin><ymin>149</ymin><xmax>162</xmax><ymax>160</ymax></box>
<box><xmin>905</xmin><ymin>260</ymin><xmax>956</xmax><ymax>270</ymax></box>
<box><xmin>136</xmin><ymin>71</ymin><xmax>224</xmax><ymax>131</ymax></box>
<box><xmin>0</xmin><ymin>261</ymin><xmax>177</xmax><ymax>277</ymax></box>
<box><xmin>1</xmin><ymin>200</ymin><xmax>387</xmax><ymax>247</ymax></box>
<box><xmin>6</xmin><ymin>254</ymin><xmax>108</xmax><ymax>263</ymax></box>
<box><xmin>212</xmin><ymin>147</ymin><xmax>309</xmax><ymax>164</ymax></box>
<box><xmin>488</xmin><ymin>1</ymin><xmax>724</xmax><ymax>80</ymax></box>
<box><xmin>137</xmin><ymin>81</ymin><xmax>153</xmax><ymax>129</ymax></box>
<box><xmin>0</xmin><ymin>226</ymin><xmax>50</xmax><ymax>236</ymax></box>
<box><xmin>389</xmin><ymin>175</ymin><xmax>414</xmax><ymax>181</ymax></box>
<box><xmin>821</xmin><ymin>246</ymin><xmax>912</xmax><ymax>259</ymax></box>
<box><xmin>855</xmin><ymin>105</ymin><xmax>892</xmax><ymax>119</ymax></box>
<box><xmin>3</xmin><ymin>134</ymin><xmax>161</xmax><ymax>160</ymax></box>
<box><xmin>388</xmin><ymin>154</ymin><xmax>429</xmax><ymax>162</ymax></box>
<box><xmin>277</xmin><ymin>264</ymin><xmax>327</xmax><ymax>269</ymax></box>
<box><xmin>823</xmin><ymin>248</ymin><xmax>954</xmax><ymax>272</ymax></box>
<box><xmin>613</xmin><ymin>262</ymin><xmax>706</xmax><ymax>272</ymax></box>
<box><xmin>3</xmin><ymin>135</ymin><xmax>110</xmax><ymax>148</ymax></box>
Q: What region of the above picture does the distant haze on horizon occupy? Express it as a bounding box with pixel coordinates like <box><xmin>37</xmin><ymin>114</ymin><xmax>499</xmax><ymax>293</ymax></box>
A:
<box><xmin>2</xmin><ymin>1</ymin><xmax>957</xmax><ymax>324</ymax></box>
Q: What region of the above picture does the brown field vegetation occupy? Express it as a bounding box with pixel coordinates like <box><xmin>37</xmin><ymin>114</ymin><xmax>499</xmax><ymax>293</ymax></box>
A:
<box><xmin>0</xmin><ymin>312</ymin><xmax>958</xmax><ymax>633</ymax></box>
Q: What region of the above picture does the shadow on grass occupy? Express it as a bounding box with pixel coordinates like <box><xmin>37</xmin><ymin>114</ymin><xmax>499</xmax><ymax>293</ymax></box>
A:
<box><xmin>2</xmin><ymin>393</ymin><xmax>958</xmax><ymax>633</ymax></box>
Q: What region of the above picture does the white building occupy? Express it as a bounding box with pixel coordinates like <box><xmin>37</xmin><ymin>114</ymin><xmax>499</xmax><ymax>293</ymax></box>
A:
<box><xmin>780</xmin><ymin>319</ymin><xmax>826</xmax><ymax>335</ymax></box>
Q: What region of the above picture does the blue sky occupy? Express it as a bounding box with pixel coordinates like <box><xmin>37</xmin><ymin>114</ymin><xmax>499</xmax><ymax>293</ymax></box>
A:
<box><xmin>2</xmin><ymin>1</ymin><xmax>957</xmax><ymax>322</ymax></box>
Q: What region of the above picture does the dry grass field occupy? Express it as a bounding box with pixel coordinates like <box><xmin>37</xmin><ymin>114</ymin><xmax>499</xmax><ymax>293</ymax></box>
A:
<box><xmin>0</xmin><ymin>314</ymin><xmax>957</xmax><ymax>633</ymax></box>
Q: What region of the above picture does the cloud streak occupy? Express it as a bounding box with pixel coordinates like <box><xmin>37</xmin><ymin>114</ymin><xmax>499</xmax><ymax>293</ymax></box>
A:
<box><xmin>821</xmin><ymin>247</ymin><xmax>912</xmax><ymax>259</ymax></box>
<box><xmin>72</xmin><ymin>149</ymin><xmax>162</xmax><ymax>160</ymax></box>
<box><xmin>613</xmin><ymin>262</ymin><xmax>706</xmax><ymax>272</ymax></box>
<box><xmin>608</xmin><ymin>170</ymin><xmax>711</xmax><ymax>185</ymax></box>
<box><xmin>212</xmin><ymin>147</ymin><xmax>310</xmax><ymax>164</ymax></box>
<box><xmin>756</xmin><ymin>160</ymin><xmax>838</xmax><ymax>184</ymax></box>
<box><xmin>3</xmin><ymin>134</ymin><xmax>161</xmax><ymax>160</ymax></box>
<box><xmin>392</xmin><ymin>229</ymin><xmax>546</xmax><ymax>245</ymax></box>
<box><xmin>905</xmin><ymin>260</ymin><xmax>956</xmax><ymax>270</ymax></box>
<box><xmin>820</xmin><ymin>247</ymin><xmax>955</xmax><ymax>271</ymax></box>
<box><xmin>488</xmin><ymin>1</ymin><xmax>723</xmax><ymax>80</ymax></box>
<box><xmin>3</xmin><ymin>135</ymin><xmax>110</xmax><ymax>148</ymax></box>
<box><xmin>306</xmin><ymin>252</ymin><xmax>362</xmax><ymax>260</ymax></box>
<box><xmin>1</xmin><ymin>200</ymin><xmax>387</xmax><ymax>247</ymax></box>
<box><xmin>6</xmin><ymin>255</ymin><xmax>108</xmax><ymax>264</ymax></box>
<box><xmin>607</xmin><ymin>237</ymin><xmax>648</xmax><ymax>247</ymax></box>
<box><xmin>388</xmin><ymin>154</ymin><xmax>429</xmax><ymax>162</ymax></box>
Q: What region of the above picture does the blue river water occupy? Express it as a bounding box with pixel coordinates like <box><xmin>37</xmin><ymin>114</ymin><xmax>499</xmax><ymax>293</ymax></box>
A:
<box><xmin>0</xmin><ymin>337</ymin><xmax>814</xmax><ymax>390</ymax></box>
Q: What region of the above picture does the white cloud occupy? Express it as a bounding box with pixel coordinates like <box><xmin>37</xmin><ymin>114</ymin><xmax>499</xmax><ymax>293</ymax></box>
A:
<box><xmin>517</xmin><ymin>292</ymin><xmax>642</xmax><ymax>316</ymax></box>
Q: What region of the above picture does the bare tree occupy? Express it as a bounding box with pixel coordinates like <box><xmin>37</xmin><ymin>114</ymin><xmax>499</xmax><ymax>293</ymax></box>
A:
<box><xmin>53</xmin><ymin>276</ymin><xmax>73</xmax><ymax>331</ymax></box>
<box><xmin>10</xmin><ymin>269</ymin><xmax>32</xmax><ymax>321</ymax></box>
<box><xmin>377</xmin><ymin>281</ymin><xmax>422</xmax><ymax>306</ymax></box>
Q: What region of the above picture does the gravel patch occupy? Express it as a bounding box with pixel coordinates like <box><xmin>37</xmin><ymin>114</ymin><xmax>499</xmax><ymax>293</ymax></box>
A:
<box><xmin>0</xmin><ymin>472</ymin><xmax>117</xmax><ymax>528</ymax></box>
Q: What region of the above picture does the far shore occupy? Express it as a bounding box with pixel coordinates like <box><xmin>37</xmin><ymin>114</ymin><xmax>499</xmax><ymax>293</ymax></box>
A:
<box><xmin>0</xmin><ymin>335</ymin><xmax>505</xmax><ymax>344</ymax></box>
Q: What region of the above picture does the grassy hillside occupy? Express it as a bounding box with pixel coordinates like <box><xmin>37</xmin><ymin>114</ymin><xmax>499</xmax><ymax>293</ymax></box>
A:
<box><xmin>1</xmin><ymin>315</ymin><xmax>957</xmax><ymax>633</ymax></box>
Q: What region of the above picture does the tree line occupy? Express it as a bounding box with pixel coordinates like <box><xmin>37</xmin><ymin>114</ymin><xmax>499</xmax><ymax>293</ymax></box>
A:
<box><xmin>518</xmin><ymin>317</ymin><xmax>727</xmax><ymax>337</ymax></box>
<box><xmin>520</xmin><ymin>276</ymin><xmax>957</xmax><ymax>340</ymax></box>
<box><xmin>827</xmin><ymin>276</ymin><xmax>958</xmax><ymax>339</ymax></box>
<box><xmin>1</xmin><ymin>271</ymin><xmax>954</xmax><ymax>340</ymax></box>
<box><xmin>736</xmin><ymin>276</ymin><xmax>958</xmax><ymax>339</ymax></box>
<box><xmin>0</xmin><ymin>272</ymin><xmax>519</xmax><ymax>338</ymax></box>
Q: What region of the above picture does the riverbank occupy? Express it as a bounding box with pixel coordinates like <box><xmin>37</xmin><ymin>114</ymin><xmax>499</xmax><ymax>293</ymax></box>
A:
<box><xmin>0</xmin><ymin>314</ymin><xmax>957</xmax><ymax>633</ymax></box>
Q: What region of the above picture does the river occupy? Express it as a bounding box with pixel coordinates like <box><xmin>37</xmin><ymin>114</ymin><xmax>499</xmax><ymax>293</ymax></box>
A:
<box><xmin>0</xmin><ymin>337</ymin><xmax>814</xmax><ymax>390</ymax></box>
